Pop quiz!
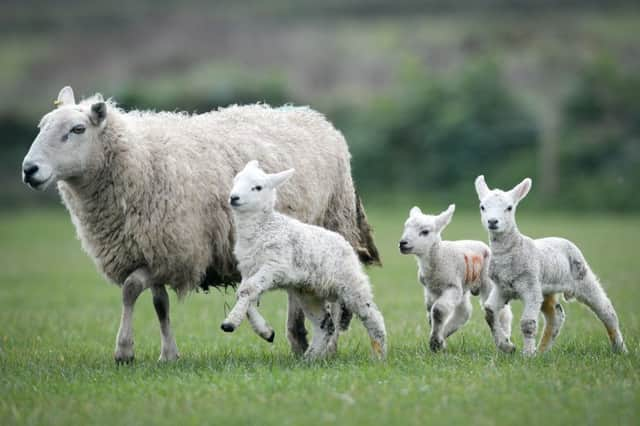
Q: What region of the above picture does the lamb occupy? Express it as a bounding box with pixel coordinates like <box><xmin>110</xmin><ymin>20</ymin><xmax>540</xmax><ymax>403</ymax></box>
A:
<box><xmin>21</xmin><ymin>86</ymin><xmax>381</xmax><ymax>363</ymax></box>
<box><xmin>474</xmin><ymin>175</ymin><xmax>627</xmax><ymax>355</ymax></box>
<box><xmin>220</xmin><ymin>161</ymin><xmax>387</xmax><ymax>359</ymax></box>
<box><xmin>399</xmin><ymin>204</ymin><xmax>512</xmax><ymax>352</ymax></box>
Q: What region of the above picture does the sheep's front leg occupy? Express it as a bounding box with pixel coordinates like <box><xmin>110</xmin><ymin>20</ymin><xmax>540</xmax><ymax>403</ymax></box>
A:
<box><xmin>247</xmin><ymin>303</ymin><xmax>275</xmax><ymax>342</ymax></box>
<box><xmin>517</xmin><ymin>282</ymin><xmax>543</xmax><ymax>356</ymax></box>
<box><xmin>484</xmin><ymin>287</ymin><xmax>515</xmax><ymax>353</ymax></box>
<box><xmin>151</xmin><ymin>285</ymin><xmax>179</xmax><ymax>362</ymax></box>
<box><xmin>221</xmin><ymin>270</ymin><xmax>274</xmax><ymax>332</ymax></box>
<box><xmin>114</xmin><ymin>268</ymin><xmax>151</xmax><ymax>364</ymax></box>
<box><xmin>429</xmin><ymin>286</ymin><xmax>461</xmax><ymax>352</ymax></box>
<box><xmin>424</xmin><ymin>287</ymin><xmax>436</xmax><ymax>327</ymax></box>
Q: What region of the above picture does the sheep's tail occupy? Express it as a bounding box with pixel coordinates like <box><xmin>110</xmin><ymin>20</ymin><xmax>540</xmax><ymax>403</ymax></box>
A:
<box><xmin>355</xmin><ymin>190</ymin><xmax>382</xmax><ymax>266</ymax></box>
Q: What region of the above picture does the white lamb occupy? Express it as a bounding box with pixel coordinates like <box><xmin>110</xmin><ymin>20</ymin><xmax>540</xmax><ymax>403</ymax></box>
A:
<box><xmin>475</xmin><ymin>175</ymin><xmax>627</xmax><ymax>355</ymax></box>
<box><xmin>399</xmin><ymin>204</ymin><xmax>512</xmax><ymax>352</ymax></box>
<box><xmin>220</xmin><ymin>160</ymin><xmax>387</xmax><ymax>359</ymax></box>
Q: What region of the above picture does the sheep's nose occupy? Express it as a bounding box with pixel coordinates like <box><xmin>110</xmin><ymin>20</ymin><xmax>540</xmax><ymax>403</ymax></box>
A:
<box><xmin>23</xmin><ymin>162</ymin><xmax>39</xmax><ymax>178</ymax></box>
<box><xmin>399</xmin><ymin>240</ymin><xmax>408</xmax><ymax>248</ymax></box>
<box><xmin>229</xmin><ymin>195</ymin><xmax>240</xmax><ymax>206</ymax></box>
<box><xmin>488</xmin><ymin>219</ymin><xmax>499</xmax><ymax>228</ymax></box>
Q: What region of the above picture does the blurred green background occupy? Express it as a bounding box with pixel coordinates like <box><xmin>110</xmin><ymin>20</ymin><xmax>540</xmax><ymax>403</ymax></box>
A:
<box><xmin>2</xmin><ymin>0</ymin><xmax>639</xmax><ymax>211</ymax></box>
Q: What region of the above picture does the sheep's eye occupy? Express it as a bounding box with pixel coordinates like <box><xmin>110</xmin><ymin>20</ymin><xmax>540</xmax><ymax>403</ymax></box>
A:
<box><xmin>480</xmin><ymin>205</ymin><xmax>485</xmax><ymax>211</ymax></box>
<box><xmin>71</xmin><ymin>125</ymin><xmax>86</xmax><ymax>135</ymax></box>
<box><xmin>252</xmin><ymin>185</ymin><xmax>263</xmax><ymax>192</ymax></box>
<box><xmin>419</xmin><ymin>230</ymin><xmax>429</xmax><ymax>237</ymax></box>
<box><xmin>506</xmin><ymin>206</ymin><xmax>513</xmax><ymax>212</ymax></box>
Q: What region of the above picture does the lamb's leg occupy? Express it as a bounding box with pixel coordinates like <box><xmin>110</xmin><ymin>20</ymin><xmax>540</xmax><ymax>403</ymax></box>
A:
<box><xmin>150</xmin><ymin>285</ymin><xmax>179</xmax><ymax>361</ymax></box>
<box><xmin>247</xmin><ymin>303</ymin><xmax>275</xmax><ymax>343</ymax></box>
<box><xmin>519</xmin><ymin>288</ymin><xmax>543</xmax><ymax>357</ymax></box>
<box><xmin>428</xmin><ymin>286</ymin><xmax>462</xmax><ymax>352</ymax></box>
<box><xmin>299</xmin><ymin>296</ymin><xmax>338</xmax><ymax>360</ymax></box>
<box><xmin>576</xmin><ymin>273</ymin><xmax>627</xmax><ymax>353</ymax></box>
<box><xmin>484</xmin><ymin>287</ymin><xmax>515</xmax><ymax>353</ymax></box>
<box><xmin>114</xmin><ymin>268</ymin><xmax>151</xmax><ymax>363</ymax></box>
<box><xmin>424</xmin><ymin>287</ymin><xmax>436</xmax><ymax>327</ymax></box>
<box><xmin>343</xmin><ymin>284</ymin><xmax>387</xmax><ymax>359</ymax></box>
<box><xmin>480</xmin><ymin>265</ymin><xmax>513</xmax><ymax>343</ymax></box>
<box><xmin>538</xmin><ymin>293</ymin><xmax>565</xmax><ymax>353</ymax></box>
<box><xmin>286</xmin><ymin>291</ymin><xmax>309</xmax><ymax>355</ymax></box>
<box><xmin>221</xmin><ymin>270</ymin><xmax>274</xmax><ymax>332</ymax></box>
<box><xmin>442</xmin><ymin>291</ymin><xmax>472</xmax><ymax>339</ymax></box>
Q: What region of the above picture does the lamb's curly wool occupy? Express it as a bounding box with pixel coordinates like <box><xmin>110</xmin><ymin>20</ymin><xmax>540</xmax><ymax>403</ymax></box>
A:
<box><xmin>22</xmin><ymin>86</ymin><xmax>379</xmax><ymax>362</ymax></box>
<box><xmin>399</xmin><ymin>205</ymin><xmax>512</xmax><ymax>352</ymax></box>
<box><xmin>475</xmin><ymin>175</ymin><xmax>627</xmax><ymax>355</ymax></box>
<box><xmin>221</xmin><ymin>161</ymin><xmax>387</xmax><ymax>359</ymax></box>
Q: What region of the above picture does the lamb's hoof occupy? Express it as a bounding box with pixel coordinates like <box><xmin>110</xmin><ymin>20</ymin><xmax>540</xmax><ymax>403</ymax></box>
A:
<box><xmin>220</xmin><ymin>322</ymin><xmax>236</xmax><ymax>333</ymax></box>
<box><xmin>429</xmin><ymin>336</ymin><xmax>445</xmax><ymax>353</ymax></box>
<box><xmin>613</xmin><ymin>343</ymin><xmax>628</xmax><ymax>354</ymax></box>
<box><xmin>266</xmin><ymin>330</ymin><xmax>275</xmax><ymax>343</ymax></box>
<box><xmin>522</xmin><ymin>348</ymin><xmax>537</xmax><ymax>357</ymax></box>
<box><xmin>114</xmin><ymin>350</ymin><xmax>135</xmax><ymax>365</ymax></box>
<box><xmin>498</xmin><ymin>341</ymin><xmax>516</xmax><ymax>354</ymax></box>
<box><xmin>158</xmin><ymin>350</ymin><xmax>180</xmax><ymax>362</ymax></box>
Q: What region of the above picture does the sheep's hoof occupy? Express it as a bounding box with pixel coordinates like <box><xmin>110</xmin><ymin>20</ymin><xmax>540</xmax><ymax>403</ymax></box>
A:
<box><xmin>114</xmin><ymin>350</ymin><xmax>135</xmax><ymax>365</ymax></box>
<box><xmin>429</xmin><ymin>336</ymin><xmax>445</xmax><ymax>352</ymax></box>
<box><xmin>498</xmin><ymin>341</ymin><xmax>516</xmax><ymax>354</ymax></box>
<box><xmin>266</xmin><ymin>330</ymin><xmax>275</xmax><ymax>343</ymax></box>
<box><xmin>220</xmin><ymin>322</ymin><xmax>236</xmax><ymax>333</ymax></box>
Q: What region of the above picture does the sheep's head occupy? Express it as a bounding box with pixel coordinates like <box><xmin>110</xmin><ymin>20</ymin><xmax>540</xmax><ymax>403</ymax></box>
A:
<box><xmin>22</xmin><ymin>86</ymin><xmax>107</xmax><ymax>190</ymax></box>
<box><xmin>474</xmin><ymin>175</ymin><xmax>531</xmax><ymax>234</ymax></box>
<box><xmin>399</xmin><ymin>204</ymin><xmax>455</xmax><ymax>256</ymax></box>
<box><xmin>229</xmin><ymin>160</ymin><xmax>295</xmax><ymax>213</ymax></box>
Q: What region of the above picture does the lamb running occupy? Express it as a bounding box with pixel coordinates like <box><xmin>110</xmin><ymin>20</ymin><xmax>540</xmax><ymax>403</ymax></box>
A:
<box><xmin>399</xmin><ymin>204</ymin><xmax>512</xmax><ymax>352</ymax></box>
<box><xmin>475</xmin><ymin>175</ymin><xmax>627</xmax><ymax>355</ymax></box>
<box><xmin>220</xmin><ymin>161</ymin><xmax>387</xmax><ymax>359</ymax></box>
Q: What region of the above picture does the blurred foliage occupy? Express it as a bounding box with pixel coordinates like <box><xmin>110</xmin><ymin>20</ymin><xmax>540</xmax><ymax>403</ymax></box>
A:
<box><xmin>558</xmin><ymin>60</ymin><xmax>640</xmax><ymax>211</ymax></box>
<box><xmin>335</xmin><ymin>61</ymin><xmax>539</xmax><ymax>205</ymax></box>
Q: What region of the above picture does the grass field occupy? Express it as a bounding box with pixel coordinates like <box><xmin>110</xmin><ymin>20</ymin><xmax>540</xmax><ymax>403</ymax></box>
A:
<box><xmin>1</xmin><ymin>205</ymin><xmax>639</xmax><ymax>425</ymax></box>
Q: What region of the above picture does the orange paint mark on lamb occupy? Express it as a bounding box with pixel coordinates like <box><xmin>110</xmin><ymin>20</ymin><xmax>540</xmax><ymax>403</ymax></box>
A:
<box><xmin>464</xmin><ymin>253</ymin><xmax>483</xmax><ymax>284</ymax></box>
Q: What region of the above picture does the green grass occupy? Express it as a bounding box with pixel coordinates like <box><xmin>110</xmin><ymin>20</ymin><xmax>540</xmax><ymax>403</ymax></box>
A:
<box><xmin>1</xmin><ymin>206</ymin><xmax>639</xmax><ymax>425</ymax></box>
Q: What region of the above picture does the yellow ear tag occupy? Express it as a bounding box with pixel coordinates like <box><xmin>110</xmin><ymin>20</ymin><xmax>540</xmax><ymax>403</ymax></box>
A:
<box><xmin>53</xmin><ymin>99</ymin><xmax>62</xmax><ymax>107</ymax></box>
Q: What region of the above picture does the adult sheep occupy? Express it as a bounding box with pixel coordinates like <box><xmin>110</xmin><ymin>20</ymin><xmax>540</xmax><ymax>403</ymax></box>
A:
<box><xmin>22</xmin><ymin>86</ymin><xmax>380</xmax><ymax>363</ymax></box>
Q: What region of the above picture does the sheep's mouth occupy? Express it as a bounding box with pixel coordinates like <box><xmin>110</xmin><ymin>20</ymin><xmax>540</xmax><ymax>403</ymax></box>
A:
<box><xmin>399</xmin><ymin>246</ymin><xmax>413</xmax><ymax>254</ymax></box>
<box><xmin>24</xmin><ymin>175</ymin><xmax>51</xmax><ymax>191</ymax></box>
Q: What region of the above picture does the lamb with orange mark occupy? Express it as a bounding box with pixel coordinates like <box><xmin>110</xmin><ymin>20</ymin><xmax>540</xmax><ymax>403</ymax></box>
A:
<box><xmin>399</xmin><ymin>204</ymin><xmax>513</xmax><ymax>352</ymax></box>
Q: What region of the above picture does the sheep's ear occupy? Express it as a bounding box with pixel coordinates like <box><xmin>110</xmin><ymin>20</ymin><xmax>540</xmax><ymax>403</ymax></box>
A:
<box><xmin>90</xmin><ymin>102</ymin><xmax>107</xmax><ymax>126</ymax></box>
<box><xmin>55</xmin><ymin>86</ymin><xmax>75</xmax><ymax>107</ymax></box>
<box><xmin>409</xmin><ymin>206</ymin><xmax>422</xmax><ymax>217</ymax></box>
<box><xmin>268</xmin><ymin>168</ymin><xmax>295</xmax><ymax>188</ymax></box>
<box><xmin>509</xmin><ymin>178</ymin><xmax>532</xmax><ymax>203</ymax></box>
<box><xmin>435</xmin><ymin>204</ymin><xmax>455</xmax><ymax>231</ymax></box>
<box><xmin>474</xmin><ymin>175</ymin><xmax>490</xmax><ymax>200</ymax></box>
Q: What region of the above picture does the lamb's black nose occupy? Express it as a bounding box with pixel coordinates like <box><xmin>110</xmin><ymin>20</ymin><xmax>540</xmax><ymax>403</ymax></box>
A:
<box><xmin>488</xmin><ymin>219</ymin><xmax>499</xmax><ymax>228</ymax></box>
<box><xmin>23</xmin><ymin>162</ymin><xmax>39</xmax><ymax>178</ymax></box>
<box><xmin>229</xmin><ymin>195</ymin><xmax>240</xmax><ymax>206</ymax></box>
<box><xmin>399</xmin><ymin>240</ymin><xmax>408</xmax><ymax>248</ymax></box>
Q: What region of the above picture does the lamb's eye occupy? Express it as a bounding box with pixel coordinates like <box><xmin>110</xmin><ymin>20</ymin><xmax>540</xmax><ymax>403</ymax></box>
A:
<box><xmin>419</xmin><ymin>230</ymin><xmax>429</xmax><ymax>237</ymax></box>
<box><xmin>252</xmin><ymin>185</ymin><xmax>262</xmax><ymax>192</ymax></box>
<box><xmin>480</xmin><ymin>205</ymin><xmax>485</xmax><ymax>211</ymax></box>
<box><xmin>506</xmin><ymin>206</ymin><xmax>513</xmax><ymax>212</ymax></box>
<box><xmin>71</xmin><ymin>125</ymin><xmax>85</xmax><ymax>135</ymax></box>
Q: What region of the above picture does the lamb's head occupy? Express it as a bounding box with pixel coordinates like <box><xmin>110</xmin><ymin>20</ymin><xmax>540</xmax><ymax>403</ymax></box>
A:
<box><xmin>474</xmin><ymin>175</ymin><xmax>531</xmax><ymax>234</ymax></box>
<box><xmin>22</xmin><ymin>86</ymin><xmax>108</xmax><ymax>190</ymax></box>
<box><xmin>399</xmin><ymin>204</ymin><xmax>455</xmax><ymax>256</ymax></box>
<box><xmin>229</xmin><ymin>160</ymin><xmax>295</xmax><ymax>213</ymax></box>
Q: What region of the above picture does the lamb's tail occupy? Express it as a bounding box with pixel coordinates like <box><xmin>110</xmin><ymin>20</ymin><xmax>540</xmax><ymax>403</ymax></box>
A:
<box><xmin>355</xmin><ymin>190</ymin><xmax>381</xmax><ymax>266</ymax></box>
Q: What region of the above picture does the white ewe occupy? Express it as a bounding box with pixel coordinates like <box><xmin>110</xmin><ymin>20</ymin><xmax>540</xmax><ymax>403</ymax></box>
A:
<box><xmin>475</xmin><ymin>175</ymin><xmax>627</xmax><ymax>355</ymax></box>
<box><xmin>399</xmin><ymin>205</ymin><xmax>512</xmax><ymax>352</ymax></box>
<box><xmin>21</xmin><ymin>86</ymin><xmax>380</xmax><ymax>363</ymax></box>
<box><xmin>220</xmin><ymin>161</ymin><xmax>387</xmax><ymax>359</ymax></box>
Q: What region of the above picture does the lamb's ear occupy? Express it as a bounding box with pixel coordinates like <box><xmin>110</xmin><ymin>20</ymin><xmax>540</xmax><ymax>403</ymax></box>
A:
<box><xmin>90</xmin><ymin>102</ymin><xmax>107</xmax><ymax>126</ymax></box>
<box><xmin>409</xmin><ymin>206</ymin><xmax>422</xmax><ymax>218</ymax></box>
<box><xmin>475</xmin><ymin>175</ymin><xmax>490</xmax><ymax>200</ymax></box>
<box><xmin>509</xmin><ymin>178</ymin><xmax>532</xmax><ymax>203</ymax></box>
<box><xmin>268</xmin><ymin>168</ymin><xmax>295</xmax><ymax>188</ymax></box>
<box><xmin>435</xmin><ymin>204</ymin><xmax>455</xmax><ymax>231</ymax></box>
<box><xmin>55</xmin><ymin>86</ymin><xmax>75</xmax><ymax>107</ymax></box>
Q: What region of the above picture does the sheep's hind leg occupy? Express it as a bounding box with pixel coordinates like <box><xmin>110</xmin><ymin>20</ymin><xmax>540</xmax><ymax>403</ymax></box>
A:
<box><xmin>286</xmin><ymin>290</ymin><xmax>309</xmax><ymax>355</ymax></box>
<box><xmin>151</xmin><ymin>285</ymin><xmax>180</xmax><ymax>361</ymax></box>
<box><xmin>442</xmin><ymin>291</ymin><xmax>472</xmax><ymax>340</ymax></box>
<box><xmin>538</xmin><ymin>293</ymin><xmax>565</xmax><ymax>353</ymax></box>
<box><xmin>576</xmin><ymin>273</ymin><xmax>627</xmax><ymax>353</ymax></box>
<box><xmin>114</xmin><ymin>267</ymin><xmax>151</xmax><ymax>364</ymax></box>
